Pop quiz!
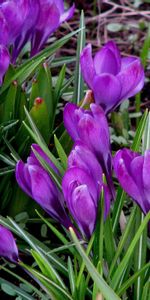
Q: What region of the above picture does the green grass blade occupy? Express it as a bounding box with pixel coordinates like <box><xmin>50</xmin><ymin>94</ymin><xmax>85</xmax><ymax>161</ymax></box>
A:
<box><xmin>73</xmin><ymin>10</ymin><xmax>85</xmax><ymax>104</ymax></box>
<box><xmin>69</xmin><ymin>228</ymin><xmax>121</xmax><ymax>300</ymax></box>
<box><xmin>111</xmin><ymin>212</ymin><xmax>150</xmax><ymax>290</ymax></box>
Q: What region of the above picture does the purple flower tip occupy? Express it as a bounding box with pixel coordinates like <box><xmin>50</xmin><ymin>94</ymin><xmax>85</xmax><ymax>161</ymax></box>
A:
<box><xmin>0</xmin><ymin>225</ymin><xmax>19</xmax><ymax>263</ymax></box>
<box><xmin>114</xmin><ymin>148</ymin><xmax>150</xmax><ymax>215</ymax></box>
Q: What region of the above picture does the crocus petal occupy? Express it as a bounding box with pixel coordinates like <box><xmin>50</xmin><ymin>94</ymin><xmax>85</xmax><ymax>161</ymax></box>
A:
<box><xmin>117</xmin><ymin>58</ymin><xmax>144</xmax><ymax>100</ymax></box>
<box><xmin>80</xmin><ymin>44</ymin><xmax>96</xmax><ymax>89</ymax></box>
<box><xmin>60</xmin><ymin>3</ymin><xmax>75</xmax><ymax>23</ymax></box>
<box><xmin>62</xmin><ymin>167</ymin><xmax>98</xmax><ymax>205</ymax></box>
<box><xmin>68</xmin><ymin>140</ymin><xmax>103</xmax><ymax>184</ymax></box>
<box><xmin>12</xmin><ymin>0</ymin><xmax>40</xmax><ymax>62</ymax></box>
<box><xmin>93</xmin><ymin>74</ymin><xmax>121</xmax><ymax>113</ymax></box>
<box><xmin>130</xmin><ymin>156</ymin><xmax>144</xmax><ymax>194</ymax></box>
<box><xmin>55</xmin><ymin>0</ymin><xmax>64</xmax><ymax>13</ymax></box>
<box><xmin>106</xmin><ymin>41</ymin><xmax>121</xmax><ymax>71</ymax></box>
<box><xmin>114</xmin><ymin>150</ymin><xmax>142</xmax><ymax>203</ymax></box>
<box><xmin>142</xmin><ymin>150</ymin><xmax>150</xmax><ymax>213</ymax></box>
<box><xmin>0</xmin><ymin>0</ymin><xmax>29</xmax><ymax>43</ymax></box>
<box><xmin>0</xmin><ymin>11</ymin><xmax>9</xmax><ymax>45</ymax></box>
<box><xmin>94</xmin><ymin>42</ymin><xmax>121</xmax><ymax>75</ymax></box>
<box><xmin>15</xmin><ymin>161</ymin><xmax>32</xmax><ymax>197</ymax></box>
<box><xmin>0</xmin><ymin>225</ymin><xmax>19</xmax><ymax>263</ymax></box>
<box><xmin>31</xmin><ymin>1</ymin><xmax>60</xmax><ymax>55</ymax></box>
<box><xmin>78</xmin><ymin>104</ymin><xmax>110</xmax><ymax>158</ymax></box>
<box><xmin>0</xmin><ymin>45</ymin><xmax>10</xmax><ymax>85</ymax></box>
<box><xmin>70</xmin><ymin>184</ymin><xmax>96</xmax><ymax>237</ymax></box>
<box><xmin>63</xmin><ymin>103</ymin><xmax>82</xmax><ymax>141</ymax></box>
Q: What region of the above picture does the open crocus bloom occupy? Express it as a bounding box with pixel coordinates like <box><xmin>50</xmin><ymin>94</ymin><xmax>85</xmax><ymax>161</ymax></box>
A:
<box><xmin>80</xmin><ymin>41</ymin><xmax>144</xmax><ymax>114</ymax></box>
<box><xmin>114</xmin><ymin>148</ymin><xmax>150</xmax><ymax>215</ymax></box>
<box><xmin>15</xmin><ymin>144</ymin><xmax>72</xmax><ymax>229</ymax></box>
<box><xmin>0</xmin><ymin>225</ymin><xmax>19</xmax><ymax>263</ymax></box>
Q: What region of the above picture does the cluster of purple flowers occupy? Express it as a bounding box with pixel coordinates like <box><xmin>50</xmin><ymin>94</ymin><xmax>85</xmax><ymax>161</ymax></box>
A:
<box><xmin>0</xmin><ymin>0</ymin><xmax>74</xmax><ymax>84</ymax></box>
<box><xmin>0</xmin><ymin>36</ymin><xmax>149</xmax><ymax>260</ymax></box>
<box><xmin>14</xmin><ymin>41</ymin><xmax>149</xmax><ymax>240</ymax></box>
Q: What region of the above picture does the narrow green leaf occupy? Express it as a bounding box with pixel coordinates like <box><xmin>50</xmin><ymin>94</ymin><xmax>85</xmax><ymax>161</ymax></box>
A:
<box><xmin>141</xmin><ymin>282</ymin><xmax>150</xmax><ymax>300</ymax></box>
<box><xmin>21</xmin><ymin>264</ymin><xmax>73</xmax><ymax>300</ymax></box>
<box><xmin>2</xmin><ymin>81</ymin><xmax>17</xmax><ymax>122</ymax></box>
<box><xmin>24</xmin><ymin>105</ymin><xmax>47</xmax><ymax>145</ymax></box>
<box><xmin>111</xmin><ymin>212</ymin><xmax>150</xmax><ymax>290</ymax></box>
<box><xmin>54</xmin><ymin>64</ymin><xmax>66</xmax><ymax>103</ymax></box>
<box><xmin>76</xmin><ymin>234</ymin><xmax>95</xmax><ymax>288</ymax></box>
<box><xmin>73</xmin><ymin>10</ymin><xmax>85</xmax><ymax>104</ymax></box>
<box><xmin>0</xmin><ymin>266</ymin><xmax>47</xmax><ymax>300</ymax></box>
<box><xmin>36</xmin><ymin>210</ymin><xmax>70</xmax><ymax>247</ymax></box>
<box><xmin>117</xmin><ymin>262</ymin><xmax>150</xmax><ymax>296</ymax></box>
<box><xmin>31</xmin><ymin>250</ymin><xmax>66</xmax><ymax>289</ymax></box>
<box><xmin>110</xmin><ymin>206</ymin><xmax>137</xmax><ymax>277</ymax></box>
<box><xmin>0</xmin><ymin>28</ymin><xmax>82</xmax><ymax>96</ymax></box>
<box><xmin>68</xmin><ymin>257</ymin><xmax>76</xmax><ymax>296</ymax></box>
<box><xmin>69</xmin><ymin>228</ymin><xmax>121</xmax><ymax>300</ymax></box>
<box><xmin>54</xmin><ymin>134</ymin><xmax>67</xmax><ymax>170</ymax></box>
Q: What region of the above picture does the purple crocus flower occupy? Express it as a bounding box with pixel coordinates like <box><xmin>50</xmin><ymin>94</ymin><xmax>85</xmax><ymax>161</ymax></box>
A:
<box><xmin>31</xmin><ymin>0</ymin><xmax>75</xmax><ymax>56</ymax></box>
<box><xmin>0</xmin><ymin>11</ymin><xmax>9</xmax><ymax>45</ymax></box>
<box><xmin>0</xmin><ymin>225</ymin><xmax>19</xmax><ymax>263</ymax></box>
<box><xmin>0</xmin><ymin>0</ymin><xmax>29</xmax><ymax>44</ymax></box>
<box><xmin>12</xmin><ymin>0</ymin><xmax>40</xmax><ymax>62</ymax></box>
<box><xmin>15</xmin><ymin>144</ymin><xmax>72</xmax><ymax>229</ymax></box>
<box><xmin>80</xmin><ymin>41</ymin><xmax>144</xmax><ymax>114</ymax></box>
<box><xmin>64</xmin><ymin>102</ymin><xmax>115</xmax><ymax>198</ymax></box>
<box><xmin>0</xmin><ymin>44</ymin><xmax>10</xmax><ymax>85</ymax></box>
<box><xmin>68</xmin><ymin>140</ymin><xmax>103</xmax><ymax>183</ymax></box>
<box><xmin>62</xmin><ymin>163</ymin><xmax>110</xmax><ymax>238</ymax></box>
<box><xmin>114</xmin><ymin>148</ymin><xmax>150</xmax><ymax>215</ymax></box>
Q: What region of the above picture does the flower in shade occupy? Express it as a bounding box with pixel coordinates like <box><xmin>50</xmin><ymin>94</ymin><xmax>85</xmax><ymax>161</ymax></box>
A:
<box><xmin>0</xmin><ymin>45</ymin><xmax>10</xmax><ymax>84</ymax></box>
<box><xmin>80</xmin><ymin>41</ymin><xmax>144</xmax><ymax>114</ymax></box>
<box><xmin>0</xmin><ymin>0</ymin><xmax>75</xmax><ymax>82</ymax></box>
<box><xmin>114</xmin><ymin>148</ymin><xmax>150</xmax><ymax>215</ymax></box>
<box><xmin>63</xmin><ymin>102</ymin><xmax>115</xmax><ymax>198</ymax></box>
<box><xmin>0</xmin><ymin>225</ymin><xmax>19</xmax><ymax>263</ymax></box>
<box><xmin>31</xmin><ymin>0</ymin><xmax>75</xmax><ymax>56</ymax></box>
<box><xmin>62</xmin><ymin>165</ymin><xmax>110</xmax><ymax>238</ymax></box>
<box><xmin>15</xmin><ymin>144</ymin><xmax>72</xmax><ymax>229</ymax></box>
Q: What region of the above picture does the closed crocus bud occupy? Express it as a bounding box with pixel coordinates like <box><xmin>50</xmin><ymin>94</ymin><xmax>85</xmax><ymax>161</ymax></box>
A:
<box><xmin>62</xmin><ymin>166</ymin><xmax>110</xmax><ymax>238</ymax></box>
<box><xmin>80</xmin><ymin>41</ymin><xmax>144</xmax><ymax>114</ymax></box>
<box><xmin>31</xmin><ymin>0</ymin><xmax>75</xmax><ymax>56</ymax></box>
<box><xmin>15</xmin><ymin>144</ymin><xmax>72</xmax><ymax>228</ymax></box>
<box><xmin>12</xmin><ymin>0</ymin><xmax>40</xmax><ymax>62</ymax></box>
<box><xmin>0</xmin><ymin>0</ymin><xmax>29</xmax><ymax>44</ymax></box>
<box><xmin>114</xmin><ymin>148</ymin><xmax>150</xmax><ymax>215</ymax></box>
<box><xmin>0</xmin><ymin>45</ymin><xmax>10</xmax><ymax>85</ymax></box>
<box><xmin>64</xmin><ymin>103</ymin><xmax>115</xmax><ymax>198</ymax></box>
<box><xmin>68</xmin><ymin>141</ymin><xmax>103</xmax><ymax>183</ymax></box>
<box><xmin>0</xmin><ymin>225</ymin><xmax>19</xmax><ymax>263</ymax></box>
